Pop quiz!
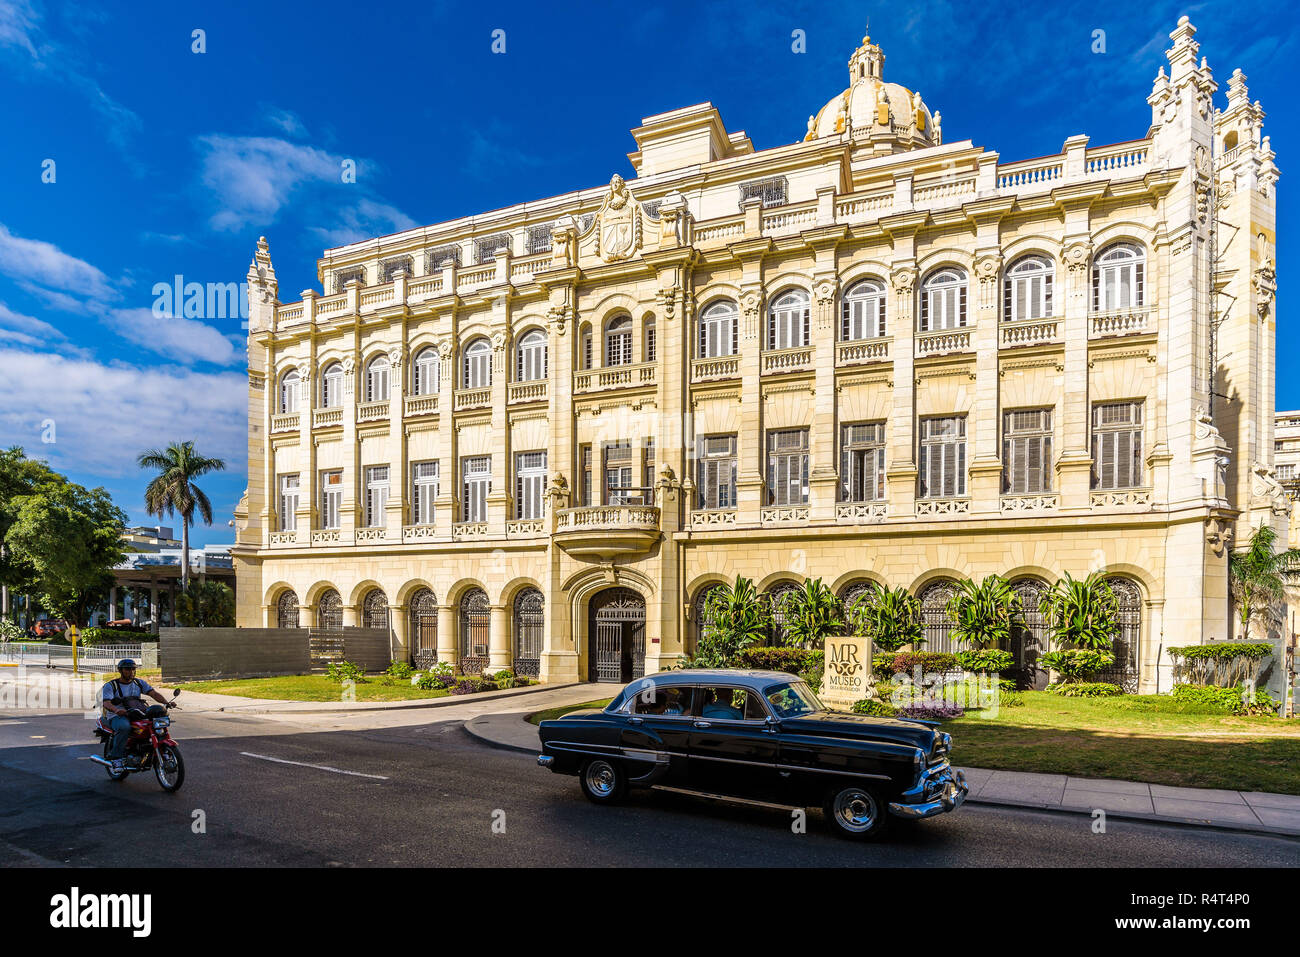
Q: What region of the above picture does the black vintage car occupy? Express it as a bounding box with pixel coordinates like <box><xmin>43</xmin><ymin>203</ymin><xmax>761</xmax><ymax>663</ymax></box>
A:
<box><xmin>538</xmin><ymin>669</ymin><xmax>967</xmax><ymax>840</ymax></box>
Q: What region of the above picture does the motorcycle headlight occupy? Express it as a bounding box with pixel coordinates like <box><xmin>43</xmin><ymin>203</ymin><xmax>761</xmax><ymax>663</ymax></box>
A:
<box><xmin>152</xmin><ymin>718</ymin><xmax>170</xmax><ymax>731</ymax></box>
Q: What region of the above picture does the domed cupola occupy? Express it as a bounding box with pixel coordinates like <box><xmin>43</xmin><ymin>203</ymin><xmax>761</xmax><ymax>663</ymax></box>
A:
<box><xmin>803</xmin><ymin>30</ymin><xmax>942</xmax><ymax>154</ymax></box>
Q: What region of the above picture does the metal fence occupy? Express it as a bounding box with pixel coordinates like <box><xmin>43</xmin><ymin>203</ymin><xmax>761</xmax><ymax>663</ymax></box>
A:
<box><xmin>0</xmin><ymin>642</ymin><xmax>145</xmax><ymax>669</ymax></box>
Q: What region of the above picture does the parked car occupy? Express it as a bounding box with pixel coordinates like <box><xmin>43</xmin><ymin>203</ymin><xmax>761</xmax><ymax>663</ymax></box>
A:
<box><xmin>538</xmin><ymin>669</ymin><xmax>968</xmax><ymax>840</ymax></box>
<box><xmin>28</xmin><ymin>619</ymin><xmax>70</xmax><ymax>639</ymax></box>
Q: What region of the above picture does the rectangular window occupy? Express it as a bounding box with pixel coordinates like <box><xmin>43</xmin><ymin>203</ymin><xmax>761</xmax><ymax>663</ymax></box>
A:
<box><xmin>738</xmin><ymin>175</ymin><xmax>788</xmax><ymax>210</ymax></box>
<box><xmin>1277</xmin><ymin>464</ymin><xmax>1296</xmax><ymax>481</ymax></box>
<box><xmin>461</xmin><ymin>456</ymin><xmax>491</xmax><ymax>523</ymax></box>
<box><xmin>840</xmin><ymin>423</ymin><xmax>886</xmax><ymax>502</ymax></box>
<box><xmin>643</xmin><ymin>438</ymin><xmax>656</xmax><ymax>500</ymax></box>
<box><xmin>515</xmin><ymin>451</ymin><xmax>547</xmax><ymax>519</ymax></box>
<box><xmin>918</xmin><ymin>416</ymin><xmax>967</xmax><ymax>499</ymax></box>
<box><xmin>411</xmin><ymin>461</ymin><xmax>439</xmax><ymax>525</ymax></box>
<box><xmin>1091</xmin><ymin>401</ymin><xmax>1144</xmax><ymax>490</ymax></box>
<box><xmin>766</xmin><ymin>429</ymin><xmax>809</xmax><ymax>506</ymax></box>
<box><xmin>278</xmin><ymin>474</ymin><xmax>299</xmax><ymax>531</ymax></box>
<box><xmin>697</xmin><ymin>435</ymin><xmax>738</xmax><ymax>509</ymax></box>
<box><xmin>580</xmin><ymin>444</ymin><xmax>593</xmax><ymax>506</ymax></box>
<box><xmin>525</xmin><ymin>224</ymin><xmax>552</xmax><ymax>255</ymax></box>
<box><xmin>645</xmin><ymin>322</ymin><xmax>656</xmax><ymax>362</ymax></box>
<box><xmin>320</xmin><ymin>470</ymin><xmax>342</xmax><ymax>529</ymax></box>
<box><xmin>582</xmin><ymin>331</ymin><xmax>593</xmax><ymax>370</ymax></box>
<box><xmin>1002</xmin><ymin>410</ymin><xmax>1053</xmax><ymax>494</ymax></box>
<box><xmin>604</xmin><ymin>443</ymin><xmax>636</xmax><ymax>505</ymax></box>
<box><xmin>364</xmin><ymin>466</ymin><xmax>389</xmax><ymax>527</ymax></box>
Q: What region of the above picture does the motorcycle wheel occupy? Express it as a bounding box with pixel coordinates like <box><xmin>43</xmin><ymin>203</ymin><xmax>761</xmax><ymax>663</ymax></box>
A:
<box><xmin>154</xmin><ymin>744</ymin><xmax>184</xmax><ymax>792</ymax></box>
<box><xmin>102</xmin><ymin>739</ymin><xmax>127</xmax><ymax>782</ymax></box>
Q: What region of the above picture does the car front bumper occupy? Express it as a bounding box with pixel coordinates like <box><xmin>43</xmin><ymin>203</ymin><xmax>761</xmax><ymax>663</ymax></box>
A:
<box><xmin>888</xmin><ymin>764</ymin><xmax>968</xmax><ymax>820</ymax></box>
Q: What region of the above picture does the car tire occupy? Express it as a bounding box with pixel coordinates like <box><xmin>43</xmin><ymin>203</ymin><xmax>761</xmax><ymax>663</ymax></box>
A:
<box><xmin>822</xmin><ymin>784</ymin><xmax>889</xmax><ymax>841</ymax></box>
<box><xmin>579</xmin><ymin>758</ymin><xmax>626</xmax><ymax>805</ymax></box>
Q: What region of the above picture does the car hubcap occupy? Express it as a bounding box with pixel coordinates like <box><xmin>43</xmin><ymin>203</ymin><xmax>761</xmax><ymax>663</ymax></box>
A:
<box><xmin>584</xmin><ymin>761</ymin><xmax>615</xmax><ymax>796</ymax></box>
<box><xmin>834</xmin><ymin>789</ymin><xmax>878</xmax><ymax>832</ymax></box>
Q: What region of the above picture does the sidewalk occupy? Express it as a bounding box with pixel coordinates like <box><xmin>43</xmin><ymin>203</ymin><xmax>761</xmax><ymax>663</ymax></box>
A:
<box><xmin>465</xmin><ymin>706</ymin><xmax>1300</xmax><ymax>838</ymax></box>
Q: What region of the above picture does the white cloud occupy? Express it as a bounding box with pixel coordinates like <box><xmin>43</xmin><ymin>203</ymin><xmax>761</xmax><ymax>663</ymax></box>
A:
<box><xmin>197</xmin><ymin>134</ymin><xmax>345</xmax><ymax>231</ymax></box>
<box><xmin>309</xmin><ymin>198</ymin><xmax>419</xmax><ymax>248</ymax></box>
<box><xmin>0</xmin><ymin>222</ymin><xmax>114</xmax><ymax>302</ymax></box>
<box><xmin>0</xmin><ymin>347</ymin><xmax>248</xmax><ymax>476</ymax></box>
<box><xmin>102</xmin><ymin>307</ymin><xmax>241</xmax><ymax>367</ymax></box>
<box><xmin>264</xmin><ymin>106</ymin><xmax>308</xmax><ymax>139</ymax></box>
<box><xmin>0</xmin><ymin>299</ymin><xmax>64</xmax><ymax>339</ymax></box>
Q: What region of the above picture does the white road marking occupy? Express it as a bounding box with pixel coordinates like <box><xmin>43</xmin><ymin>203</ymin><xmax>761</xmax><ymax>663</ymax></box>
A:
<box><xmin>239</xmin><ymin>751</ymin><xmax>388</xmax><ymax>780</ymax></box>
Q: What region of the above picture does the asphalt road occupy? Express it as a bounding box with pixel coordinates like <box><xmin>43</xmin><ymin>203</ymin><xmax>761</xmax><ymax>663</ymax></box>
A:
<box><xmin>1</xmin><ymin>708</ymin><xmax>1295</xmax><ymax>867</ymax></box>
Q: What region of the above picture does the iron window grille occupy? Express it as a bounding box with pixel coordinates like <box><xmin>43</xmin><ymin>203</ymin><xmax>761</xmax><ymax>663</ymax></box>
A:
<box><xmin>525</xmin><ymin>224</ymin><xmax>553</xmax><ymax>255</ymax></box>
<box><xmin>425</xmin><ymin>245</ymin><xmax>462</xmax><ymax>272</ymax></box>
<box><xmin>332</xmin><ymin>267</ymin><xmax>366</xmax><ymax>294</ymax></box>
<box><xmin>738</xmin><ymin>175</ymin><xmax>788</xmax><ymax>210</ymax></box>
<box><xmin>473</xmin><ymin>232</ymin><xmax>512</xmax><ymax>264</ymax></box>
<box><xmin>379</xmin><ymin>255</ymin><xmax>414</xmax><ymax>283</ymax></box>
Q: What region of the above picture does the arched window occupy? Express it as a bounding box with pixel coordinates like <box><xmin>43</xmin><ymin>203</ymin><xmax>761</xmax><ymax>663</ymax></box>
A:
<box><xmin>604</xmin><ymin>316</ymin><xmax>632</xmax><ymax>366</ymax></box>
<box><xmin>279</xmin><ymin>369</ymin><xmax>300</xmax><ymax>414</ymax></box>
<box><xmin>765</xmin><ymin>582</ymin><xmax>801</xmax><ymax>647</ymax></box>
<box><xmin>1008</xmin><ymin>578</ymin><xmax>1050</xmax><ymax>690</ymax></box>
<box><xmin>1092</xmin><ymin>243</ymin><xmax>1145</xmax><ymax>312</ymax></box>
<box><xmin>920</xmin><ymin>268</ymin><xmax>967</xmax><ymax>331</ymax></box>
<box><xmin>767</xmin><ymin>289</ymin><xmax>810</xmax><ymax>351</ymax></box>
<box><xmin>841</xmin><ymin>280</ymin><xmax>886</xmax><ymax>340</ymax></box>
<box><xmin>320</xmin><ymin>362</ymin><xmax>343</xmax><ymax>408</ymax></box>
<box><xmin>409</xmin><ymin>588</ymin><xmax>438</xmax><ymax>669</ymax></box>
<box><xmin>579</xmin><ymin>324</ymin><xmax>593</xmax><ymax>371</ymax></box>
<box><xmin>317</xmin><ymin>589</ymin><xmax>343</xmax><ymax>631</ymax></box>
<box><xmin>513</xmin><ymin>588</ymin><xmax>544</xmax><ymax>678</ymax></box>
<box><xmin>516</xmin><ymin>330</ymin><xmax>547</xmax><ymax>381</ymax></box>
<box><xmin>362</xmin><ymin>588</ymin><xmax>388</xmax><ymax>630</ymax></box>
<box><xmin>463</xmin><ymin>338</ymin><xmax>491</xmax><ymax>389</ymax></box>
<box><xmin>1004</xmin><ymin>255</ymin><xmax>1054</xmax><ymax>322</ymax></box>
<box><xmin>918</xmin><ymin>580</ymin><xmax>958</xmax><ymax>653</ymax></box>
<box><xmin>838</xmin><ymin>580</ymin><xmax>880</xmax><ymax>636</ymax></box>
<box><xmin>458</xmin><ymin>588</ymin><xmax>490</xmax><ymax>674</ymax></box>
<box><xmin>691</xmin><ymin>584</ymin><xmax>725</xmax><ymax>654</ymax></box>
<box><xmin>1101</xmin><ymin>577</ymin><xmax>1142</xmax><ymax>692</ymax></box>
<box><xmin>698</xmin><ymin>300</ymin><xmax>738</xmax><ymax>358</ymax></box>
<box><xmin>412</xmin><ymin>347</ymin><xmax>439</xmax><ymax>396</ymax></box>
<box><xmin>276</xmin><ymin>589</ymin><xmax>300</xmax><ymax>629</ymax></box>
<box><xmin>364</xmin><ymin>356</ymin><xmax>390</xmax><ymax>402</ymax></box>
<box><xmin>643</xmin><ymin>318</ymin><xmax>656</xmax><ymax>362</ymax></box>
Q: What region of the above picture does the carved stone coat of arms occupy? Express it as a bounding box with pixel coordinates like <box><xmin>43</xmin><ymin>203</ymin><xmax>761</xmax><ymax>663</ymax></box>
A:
<box><xmin>596</xmin><ymin>174</ymin><xmax>641</xmax><ymax>263</ymax></box>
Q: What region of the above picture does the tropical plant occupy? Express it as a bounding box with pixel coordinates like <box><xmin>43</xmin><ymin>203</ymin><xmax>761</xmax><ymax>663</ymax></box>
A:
<box><xmin>173</xmin><ymin>580</ymin><xmax>235</xmax><ymax>627</ymax></box>
<box><xmin>137</xmin><ymin>441</ymin><xmax>227</xmax><ymax>591</ymax></box>
<box><xmin>1167</xmin><ymin>642</ymin><xmax>1274</xmax><ymax>687</ymax></box>
<box><xmin>1040</xmin><ymin>648</ymin><xmax>1115</xmax><ymax>682</ymax></box>
<box><xmin>776</xmin><ymin>577</ymin><xmax>843</xmax><ymax>649</ymax></box>
<box><xmin>1038</xmin><ymin>571</ymin><xmax>1117</xmax><ymax>651</ymax></box>
<box><xmin>954</xmin><ymin>648</ymin><xmax>1015</xmax><ymax>674</ymax></box>
<box><xmin>946</xmin><ymin>575</ymin><xmax>1019</xmax><ymax>650</ymax></box>
<box><xmin>683</xmin><ymin>576</ymin><xmax>770</xmax><ymax>668</ymax></box>
<box><xmin>1229</xmin><ymin>523</ymin><xmax>1300</xmax><ymax>638</ymax></box>
<box><xmin>848</xmin><ymin>585</ymin><xmax>923</xmax><ymax>653</ymax></box>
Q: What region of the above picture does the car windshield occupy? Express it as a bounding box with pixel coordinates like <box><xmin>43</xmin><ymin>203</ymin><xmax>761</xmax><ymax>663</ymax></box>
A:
<box><xmin>765</xmin><ymin>681</ymin><xmax>823</xmax><ymax>718</ymax></box>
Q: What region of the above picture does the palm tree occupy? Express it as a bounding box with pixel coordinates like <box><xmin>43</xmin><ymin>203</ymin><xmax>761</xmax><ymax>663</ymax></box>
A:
<box><xmin>138</xmin><ymin>442</ymin><xmax>226</xmax><ymax>591</ymax></box>
<box><xmin>691</xmin><ymin>576</ymin><xmax>770</xmax><ymax>667</ymax></box>
<box><xmin>946</xmin><ymin>575</ymin><xmax>1019</xmax><ymax>650</ymax></box>
<box><xmin>1038</xmin><ymin>571</ymin><xmax>1117</xmax><ymax>651</ymax></box>
<box><xmin>778</xmin><ymin>577</ymin><xmax>843</xmax><ymax>649</ymax></box>
<box><xmin>849</xmin><ymin>585</ymin><xmax>923</xmax><ymax>653</ymax></box>
<box><xmin>1230</xmin><ymin>523</ymin><xmax>1300</xmax><ymax>638</ymax></box>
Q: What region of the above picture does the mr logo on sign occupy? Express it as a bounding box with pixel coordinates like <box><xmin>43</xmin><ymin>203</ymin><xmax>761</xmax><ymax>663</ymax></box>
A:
<box><xmin>825</xmin><ymin>639</ymin><xmax>865</xmax><ymax>695</ymax></box>
<box><xmin>49</xmin><ymin>887</ymin><xmax>151</xmax><ymax>937</ymax></box>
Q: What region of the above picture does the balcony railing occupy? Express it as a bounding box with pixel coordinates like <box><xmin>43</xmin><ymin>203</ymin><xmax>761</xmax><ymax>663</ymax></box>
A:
<box><xmin>454</xmin><ymin>388</ymin><xmax>491</xmax><ymax>411</ymax></box>
<box><xmin>1090</xmin><ymin>308</ymin><xmax>1150</xmax><ymax>338</ymax></box>
<box><xmin>835</xmin><ymin>501</ymin><xmax>888</xmax><ymax>523</ymax></box>
<box><xmin>310</xmin><ymin>529</ymin><xmax>340</xmax><ymax>544</ymax></box>
<box><xmin>508</xmin><ymin>380</ymin><xmax>548</xmax><ymax>404</ymax></box>
<box><xmin>270</xmin><ymin>413</ymin><xmax>299</xmax><ymax>433</ymax></box>
<box><xmin>691</xmin><ymin>355</ymin><xmax>740</xmax><ymax>382</ymax></box>
<box><xmin>506</xmin><ymin>518</ymin><xmax>546</xmax><ymax>537</ymax></box>
<box><xmin>761</xmin><ymin>505</ymin><xmax>810</xmax><ymax>525</ymax></box>
<box><xmin>404</xmin><ymin>394</ymin><xmax>439</xmax><ymax>417</ymax></box>
<box><xmin>402</xmin><ymin>523</ymin><xmax>438</xmax><ymax>542</ymax></box>
<box><xmin>689</xmin><ymin>508</ymin><xmax>738</xmax><ymax>528</ymax></box>
<box><xmin>355</xmin><ymin>527</ymin><xmax>387</xmax><ymax>542</ymax></box>
<box><xmin>452</xmin><ymin>522</ymin><xmax>489</xmax><ymax>540</ymax></box>
<box><xmin>313</xmin><ymin>407</ymin><xmax>343</xmax><ymax>428</ymax></box>
<box><xmin>1000</xmin><ymin>494</ymin><xmax>1059</xmax><ymax>513</ymax></box>
<box><xmin>356</xmin><ymin>400</ymin><xmax>389</xmax><ymax>423</ymax></box>
<box><xmin>573</xmin><ymin>362</ymin><xmax>656</xmax><ymax>394</ymax></box>
<box><xmin>555</xmin><ymin>505</ymin><xmax>660</xmax><ymax>532</ymax></box>
<box><xmin>836</xmin><ymin>338</ymin><xmax>891</xmax><ymax>367</ymax></box>
<box><xmin>915</xmin><ymin>329</ymin><xmax>973</xmax><ymax>357</ymax></box>
<box><xmin>762</xmin><ymin>346</ymin><xmax>814</xmax><ymax>375</ymax></box>
<box><xmin>1000</xmin><ymin>318</ymin><xmax>1061</xmax><ymax>348</ymax></box>
<box><xmin>1090</xmin><ymin>488</ymin><xmax>1153</xmax><ymax>508</ymax></box>
<box><xmin>915</xmin><ymin>498</ymin><xmax>970</xmax><ymax>516</ymax></box>
<box><xmin>268</xmin><ymin>530</ymin><xmax>297</xmax><ymax>545</ymax></box>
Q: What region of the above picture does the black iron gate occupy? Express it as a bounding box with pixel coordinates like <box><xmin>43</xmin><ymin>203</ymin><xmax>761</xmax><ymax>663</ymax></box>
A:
<box><xmin>1008</xmin><ymin>579</ymin><xmax>1050</xmax><ymax>690</ymax></box>
<box><xmin>1098</xmin><ymin>577</ymin><xmax>1141</xmax><ymax>692</ymax></box>
<box><xmin>919</xmin><ymin>581</ymin><xmax>957</xmax><ymax>653</ymax></box>
<box><xmin>513</xmin><ymin>589</ymin><xmax>544</xmax><ymax>678</ymax></box>
<box><xmin>459</xmin><ymin>588</ymin><xmax>490</xmax><ymax>675</ymax></box>
<box><xmin>409</xmin><ymin>588</ymin><xmax>438</xmax><ymax>669</ymax></box>
<box><xmin>589</xmin><ymin>588</ymin><xmax>645</xmax><ymax>683</ymax></box>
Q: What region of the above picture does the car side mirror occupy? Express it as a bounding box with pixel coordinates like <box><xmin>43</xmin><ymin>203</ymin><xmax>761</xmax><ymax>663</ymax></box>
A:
<box><xmin>765</xmin><ymin>715</ymin><xmax>780</xmax><ymax>729</ymax></box>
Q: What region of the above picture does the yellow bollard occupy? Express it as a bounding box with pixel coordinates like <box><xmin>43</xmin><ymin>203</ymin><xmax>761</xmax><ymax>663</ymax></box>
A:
<box><xmin>69</xmin><ymin>624</ymin><xmax>79</xmax><ymax>675</ymax></box>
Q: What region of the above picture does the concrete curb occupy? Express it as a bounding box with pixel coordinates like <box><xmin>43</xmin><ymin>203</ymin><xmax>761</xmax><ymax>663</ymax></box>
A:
<box><xmin>175</xmin><ymin>681</ymin><xmax>579</xmax><ymax>716</ymax></box>
<box><xmin>463</xmin><ymin>708</ymin><xmax>1300</xmax><ymax>840</ymax></box>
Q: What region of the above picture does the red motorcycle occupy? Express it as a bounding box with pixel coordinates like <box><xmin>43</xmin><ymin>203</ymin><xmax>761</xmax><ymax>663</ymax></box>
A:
<box><xmin>90</xmin><ymin>690</ymin><xmax>185</xmax><ymax>792</ymax></box>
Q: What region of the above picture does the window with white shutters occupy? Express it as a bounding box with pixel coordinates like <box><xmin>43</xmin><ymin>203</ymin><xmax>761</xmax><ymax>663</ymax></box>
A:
<box><xmin>696</xmin><ymin>435</ymin><xmax>737</xmax><ymax>510</ymax></box>
<box><xmin>699</xmin><ymin>300</ymin><xmax>739</xmax><ymax>358</ymax></box>
<box><xmin>840</xmin><ymin>423</ymin><xmax>886</xmax><ymax>502</ymax></box>
<box><xmin>410</xmin><ymin>461</ymin><xmax>439</xmax><ymax>525</ymax></box>
<box><xmin>515</xmin><ymin>451</ymin><xmax>547</xmax><ymax>519</ymax></box>
<box><xmin>320</xmin><ymin>470</ymin><xmax>342</xmax><ymax>529</ymax></box>
<box><xmin>279</xmin><ymin>370</ymin><xmax>300</xmax><ymax>414</ymax></box>
<box><xmin>1092</xmin><ymin>243</ymin><xmax>1145</xmax><ymax>312</ymax></box>
<box><xmin>918</xmin><ymin>416</ymin><xmax>967</xmax><ymax>499</ymax></box>
<box><xmin>461</xmin><ymin>456</ymin><xmax>491</xmax><ymax>522</ymax></box>
<box><xmin>1091</xmin><ymin>401</ymin><xmax>1144</xmax><ymax>489</ymax></box>
<box><xmin>841</xmin><ymin>281</ymin><xmax>886</xmax><ymax>341</ymax></box>
<box><xmin>603</xmin><ymin>443</ymin><xmax>636</xmax><ymax>504</ymax></box>
<box><xmin>604</xmin><ymin>316</ymin><xmax>632</xmax><ymax>366</ymax></box>
<box><xmin>644</xmin><ymin>320</ymin><xmax>656</xmax><ymax>362</ymax></box>
<box><xmin>364</xmin><ymin>466</ymin><xmax>389</xmax><ymax>527</ymax></box>
<box><xmin>1002</xmin><ymin>409</ymin><xmax>1053</xmax><ymax>493</ymax></box>
<box><xmin>580</xmin><ymin>444</ymin><xmax>593</xmax><ymax>505</ymax></box>
<box><xmin>581</xmin><ymin>329</ymin><xmax>593</xmax><ymax>370</ymax></box>
<box><xmin>365</xmin><ymin>357</ymin><xmax>390</xmax><ymax>402</ymax></box>
<box><xmin>920</xmin><ymin>268</ymin><xmax>968</xmax><ymax>331</ymax></box>
<box><xmin>278</xmin><ymin>474</ymin><xmax>299</xmax><ymax>531</ymax></box>
<box><xmin>766</xmin><ymin>429</ymin><xmax>810</xmax><ymax>505</ymax></box>
<box><xmin>1004</xmin><ymin>256</ymin><xmax>1054</xmax><ymax>322</ymax></box>
<box><xmin>412</xmin><ymin>348</ymin><xmax>439</xmax><ymax>395</ymax></box>
<box><xmin>463</xmin><ymin>339</ymin><xmax>491</xmax><ymax>388</ymax></box>
<box><xmin>515</xmin><ymin>330</ymin><xmax>547</xmax><ymax>381</ymax></box>
<box><xmin>767</xmin><ymin>290</ymin><xmax>810</xmax><ymax>351</ymax></box>
<box><xmin>320</xmin><ymin>363</ymin><xmax>343</xmax><ymax>407</ymax></box>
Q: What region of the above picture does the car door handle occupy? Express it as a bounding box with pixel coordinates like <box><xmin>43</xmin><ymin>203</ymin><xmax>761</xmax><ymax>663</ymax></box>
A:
<box><xmin>693</xmin><ymin>720</ymin><xmax>711</xmax><ymax>729</ymax></box>
<box><xmin>629</xmin><ymin>717</ymin><xmax>643</xmax><ymax>725</ymax></box>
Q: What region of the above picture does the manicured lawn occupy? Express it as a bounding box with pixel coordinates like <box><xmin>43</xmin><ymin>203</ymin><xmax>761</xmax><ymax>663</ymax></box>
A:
<box><xmin>175</xmin><ymin>674</ymin><xmax>452</xmax><ymax>702</ymax></box>
<box><xmin>528</xmin><ymin>699</ymin><xmax>613</xmax><ymax>724</ymax></box>
<box><xmin>948</xmin><ymin>692</ymin><xmax>1300</xmax><ymax>794</ymax></box>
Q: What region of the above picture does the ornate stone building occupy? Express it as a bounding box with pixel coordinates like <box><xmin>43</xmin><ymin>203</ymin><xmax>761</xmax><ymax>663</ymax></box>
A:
<box><xmin>233</xmin><ymin>19</ymin><xmax>1281</xmax><ymax>692</ymax></box>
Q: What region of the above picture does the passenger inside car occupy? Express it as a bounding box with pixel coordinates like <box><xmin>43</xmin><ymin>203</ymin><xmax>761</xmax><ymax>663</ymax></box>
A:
<box><xmin>701</xmin><ymin>687</ymin><xmax>743</xmax><ymax>719</ymax></box>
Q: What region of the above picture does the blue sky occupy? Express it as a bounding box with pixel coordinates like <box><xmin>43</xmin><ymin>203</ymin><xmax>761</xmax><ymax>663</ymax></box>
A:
<box><xmin>0</xmin><ymin>0</ymin><xmax>1293</xmax><ymax>546</ymax></box>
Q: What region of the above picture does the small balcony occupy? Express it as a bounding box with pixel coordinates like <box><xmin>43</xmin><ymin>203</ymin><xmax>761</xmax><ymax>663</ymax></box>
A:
<box><xmin>508</xmin><ymin>380</ymin><xmax>548</xmax><ymax>405</ymax></box>
<box><xmin>574</xmin><ymin>362</ymin><xmax>656</xmax><ymax>395</ymax></box>
<box><xmin>691</xmin><ymin>355</ymin><xmax>740</xmax><ymax>382</ymax></box>
<box><xmin>356</xmin><ymin>400</ymin><xmax>389</xmax><ymax>423</ymax></box>
<box><xmin>454</xmin><ymin>388</ymin><xmax>491</xmax><ymax>411</ymax></box>
<box><xmin>1090</xmin><ymin>308</ymin><xmax>1151</xmax><ymax>339</ymax></box>
<box><xmin>270</xmin><ymin>413</ymin><xmax>299</xmax><ymax>434</ymax></box>
<box><xmin>915</xmin><ymin>329</ymin><xmax>973</xmax><ymax>358</ymax></box>
<box><xmin>313</xmin><ymin>407</ymin><xmax>343</xmax><ymax>428</ymax></box>
<box><xmin>836</xmin><ymin>338</ymin><xmax>891</xmax><ymax>367</ymax></box>
<box><xmin>762</xmin><ymin>346</ymin><xmax>814</xmax><ymax>376</ymax></box>
<box><xmin>404</xmin><ymin>394</ymin><xmax>439</xmax><ymax>418</ymax></box>
<box><xmin>1000</xmin><ymin>318</ymin><xmax>1061</xmax><ymax>349</ymax></box>
<box><xmin>554</xmin><ymin>505</ymin><xmax>661</xmax><ymax>559</ymax></box>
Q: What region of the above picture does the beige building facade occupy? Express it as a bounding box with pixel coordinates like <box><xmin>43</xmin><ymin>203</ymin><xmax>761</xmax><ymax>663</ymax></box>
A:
<box><xmin>233</xmin><ymin>18</ymin><xmax>1282</xmax><ymax>692</ymax></box>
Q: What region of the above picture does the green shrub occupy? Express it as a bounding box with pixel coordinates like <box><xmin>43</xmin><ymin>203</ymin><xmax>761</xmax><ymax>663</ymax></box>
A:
<box><xmin>386</xmin><ymin>660</ymin><xmax>416</xmax><ymax>680</ymax></box>
<box><xmin>1167</xmin><ymin>643</ymin><xmax>1273</xmax><ymax>687</ymax></box>
<box><xmin>1041</xmin><ymin>648</ymin><xmax>1115</xmax><ymax>682</ymax></box>
<box><xmin>947</xmin><ymin>575</ymin><xmax>1019</xmax><ymax>650</ymax></box>
<box><xmin>79</xmin><ymin>625</ymin><xmax>152</xmax><ymax>645</ymax></box>
<box><xmin>1171</xmin><ymin>682</ymin><xmax>1280</xmax><ymax>716</ymax></box>
<box><xmin>954</xmin><ymin>649</ymin><xmax>1015</xmax><ymax>674</ymax></box>
<box><xmin>883</xmin><ymin>652</ymin><xmax>960</xmax><ymax>677</ymax></box>
<box><xmin>736</xmin><ymin>646</ymin><xmax>814</xmax><ymax>674</ymax></box>
<box><xmin>325</xmin><ymin>660</ymin><xmax>366</xmax><ymax>684</ymax></box>
<box><xmin>1046</xmin><ymin>681</ymin><xmax>1123</xmax><ymax>697</ymax></box>
<box><xmin>851</xmin><ymin>698</ymin><xmax>896</xmax><ymax>717</ymax></box>
<box><xmin>848</xmin><ymin>585</ymin><xmax>922</xmax><ymax>653</ymax></box>
<box><xmin>1038</xmin><ymin>571</ymin><xmax>1118</xmax><ymax>651</ymax></box>
<box><xmin>0</xmin><ymin>619</ymin><xmax>23</xmax><ymax>642</ymax></box>
<box><xmin>999</xmin><ymin>688</ymin><xmax>1025</xmax><ymax>707</ymax></box>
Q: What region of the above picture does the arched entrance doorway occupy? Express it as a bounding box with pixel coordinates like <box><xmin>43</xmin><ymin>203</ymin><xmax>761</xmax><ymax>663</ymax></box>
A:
<box><xmin>317</xmin><ymin>589</ymin><xmax>343</xmax><ymax>631</ymax></box>
<box><xmin>918</xmin><ymin>580</ymin><xmax>957</xmax><ymax>653</ymax></box>
<box><xmin>276</xmin><ymin>589</ymin><xmax>300</xmax><ymax>629</ymax></box>
<box><xmin>459</xmin><ymin>588</ymin><xmax>490</xmax><ymax>675</ymax></box>
<box><xmin>588</xmin><ymin>588</ymin><xmax>645</xmax><ymax>683</ymax></box>
<box><xmin>1008</xmin><ymin>578</ymin><xmax>1050</xmax><ymax>690</ymax></box>
<box><xmin>408</xmin><ymin>588</ymin><xmax>438</xmax><ymax>669</ymax></box>
<box><xmin>1101</xmin><ymin>577</ymin><xmax>1141</xmax><ymax>692</ymax></box>
<box><xmin>513</xmin><ymin>588</ymin><xmax>544</xmax><ymax>678</ymax></box>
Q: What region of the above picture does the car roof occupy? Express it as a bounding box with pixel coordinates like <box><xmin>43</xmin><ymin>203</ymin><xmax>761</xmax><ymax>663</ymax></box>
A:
<box><xmin>630</xmin><ymin>670</ymin><xmax>800</xmax><ymax>691</ymax></box>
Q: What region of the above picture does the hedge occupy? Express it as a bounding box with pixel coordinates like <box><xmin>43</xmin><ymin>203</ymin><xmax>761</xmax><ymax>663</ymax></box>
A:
<box><xmin>872</xmin><ymin>652</ymin><xmax>959</xmax><ymax>679</ymax></box>
<box><xmin>1167</xmin><ymin>642</ymin><xmax>1272</xmax><ymax>688</ymax></box>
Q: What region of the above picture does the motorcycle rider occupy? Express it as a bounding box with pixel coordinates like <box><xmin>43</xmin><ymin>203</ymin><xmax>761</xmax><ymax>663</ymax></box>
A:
<box><xmin>101</xmin><ymin>659</ymin><xmax>169</xmax><ymax>772</ymax></box>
